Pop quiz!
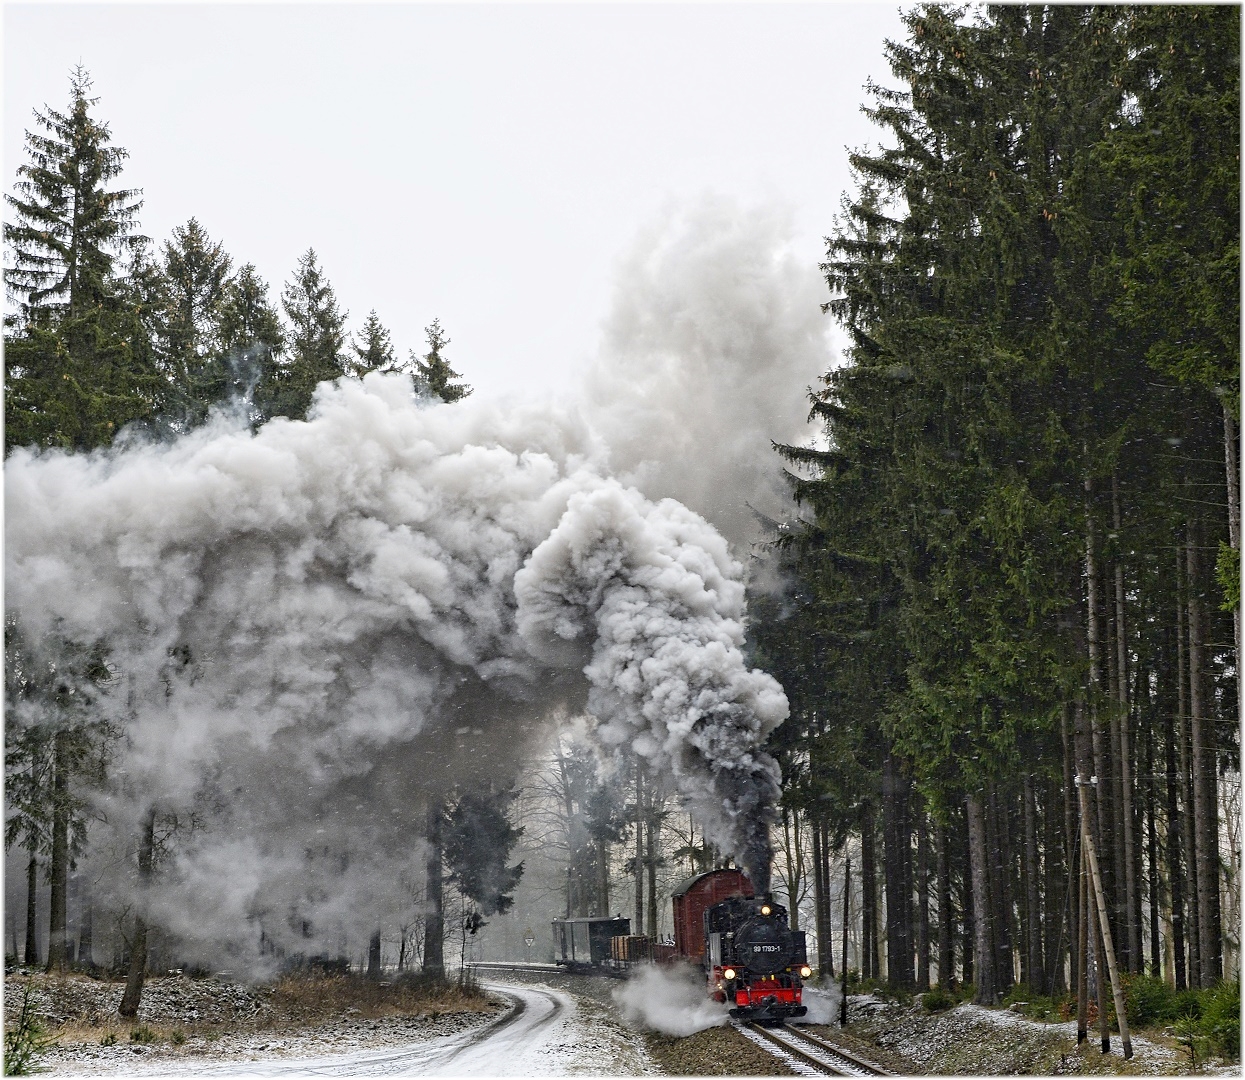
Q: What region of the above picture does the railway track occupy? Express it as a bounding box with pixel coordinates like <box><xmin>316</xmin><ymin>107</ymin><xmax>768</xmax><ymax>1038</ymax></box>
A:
<box><xmin>733</xmin><ymin>1021</ymin><xmax>891</xmax><ymax>1077</ymax></box>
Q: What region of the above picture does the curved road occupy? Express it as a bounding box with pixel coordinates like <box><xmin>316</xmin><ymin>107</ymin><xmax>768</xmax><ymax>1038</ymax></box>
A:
<box><xmin>167</xmin><ymin>983</ymin><xmax>577</xmax><ymax>1076</ymax></box>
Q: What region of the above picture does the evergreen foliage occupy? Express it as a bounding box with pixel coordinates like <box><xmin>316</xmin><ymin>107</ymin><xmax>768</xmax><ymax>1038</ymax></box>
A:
<box><xmin>3</xmin><ymin>68</ymin><xmax>159</xmax><ymax>451</ymax></box>
<box><xmin>412</xmin><ymin>319</ymin><xmax>472</xmax><ymax>403</ymax></box>
<box><xmin>257</xmin><ymin>248</ymin><xmax>349</xmax><ymax>420</ymax></box>
<box><xmin>4</xmin><ymin>65</ymin><xmax>141</xmax><ymax>323</ymax></box>
<box><xmin>760</xmin><ymin>4</ymin><xmax>1239</xmax><ymax>1001</ymax></box>
<box><xmin>351</xmin><ymin>310</ymin><xmax>398</xmax><ymax>375</ymax></box>
<box><xmin>442</xmin><ymin>784</ymin><xmax>525</xmax><ymax>917</ymax></box>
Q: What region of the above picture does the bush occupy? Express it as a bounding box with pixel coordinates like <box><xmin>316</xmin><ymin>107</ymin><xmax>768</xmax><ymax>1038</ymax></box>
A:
<box><xmin>921</xmin><ymin>986</ymin><xmax>956</xmax><ymax>1013</ymax></box>
<box><xmin>129</xmin><ymin>1026</ymin><xmax>158</xmax><ymax>1044</ymax></box>
<box><xmin>1199</xmin><ymin>979</ymin><xmax>1240</xmax><ymax>1061</ymax></box>
<box><xmin>1124</xmin><ymin>975</ymin><xmax>1181</xmax><ymax>1026</ymax></box>
<box><xmin>3</xmin><ymin>982</ymin><xmax>56</xmax><ymax>1075</ymax></box>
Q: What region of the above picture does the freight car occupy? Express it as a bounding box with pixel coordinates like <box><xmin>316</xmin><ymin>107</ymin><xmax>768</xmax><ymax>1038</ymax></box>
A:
<box><xmin>553</xmin><ymin>868</ymin><xmax>809</xmax><ymax>1023</ymax></box>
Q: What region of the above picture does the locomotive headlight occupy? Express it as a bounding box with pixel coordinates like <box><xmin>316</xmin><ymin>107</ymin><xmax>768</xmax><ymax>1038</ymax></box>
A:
<box><xmin>760</xmin><ymin>904</ymin><xmax>772</xmax><ymax>916</ymax></box>
<box><xmin>723</xmin><ymin>967</ymin><xmax>737</xmax><ymax>981</ymax></box>
<box><xmin>799</xmin><ymin>965</ymin><xmax>813</xmax><ymax>978</ymax></box>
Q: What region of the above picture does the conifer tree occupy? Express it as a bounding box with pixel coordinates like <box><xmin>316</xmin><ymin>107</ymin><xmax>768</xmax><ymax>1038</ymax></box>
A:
<box><xmin>257</xmin><ymin>248</ymin><xmax>348</xmax><ymax>420</ymax></box>
<box><xmin>3</xmin><ymin>68</ymin><xmax>159</xmax><ymax>451</ymax></box>
<box><xmin>412</xmin><ymin>319</ymin><xmax>472</xmax><ymax>403</ymax></box>
<box><xmin>4</xmin><ymin>66</ymin><xmax>141</xmax><ymax>323</ymax></box>
<box><xmin>154</xmin><ymin>218</ymin><xmax>235</xmax><ymax>426</ymax></box>
<box><xmin>217</xmin><ymin>264</ymin><xmax>285</xmax><ymax>419</ymax></box>
<box><xmin>351</xmin><ymin>310</ymin><xmax>397</xmax><ymax>376</ymax></box>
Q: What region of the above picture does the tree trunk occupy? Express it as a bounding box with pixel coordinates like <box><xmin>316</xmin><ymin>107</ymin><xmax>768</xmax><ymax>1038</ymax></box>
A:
<box><xmin>1085</xmin><ymin>491</ymin><xmax>1116</xmax><ymax>950</ymax></box>
<box><xmin>367</xmin><ymin>930</ymin><xmax>382</xmax><ymax>979</ymax></box>
<box><xmin>1165</xmin><ymin>691</ymin><xmax>1186</xmax><ymax>989</ymax></box>
<box><xmin>1113</xmin><ymin>477</ymin><xmax>1139</xmax><ymax>974</ymax></box>
<box><xmin>1061</xmin><ymin>706</ymin><xmax>1080</xmax><ymax>995</ymax></box>
<box><xmin>1077</xmin><ymin>840</ymin><xmax>1089</xmax><ymax>1045</ymax></box>
<box><xmin>1145</xmin><ymin>715</ymin><xmax>1160</xmax><ymax>977</ymax></box>
<box><xmin>936</xmin><ymin>821</ymin><xmax>953</xmax><ymax>988</ymax></box>
<box><xmin>966</xmin><ymin>793</ymin><xmax>995</xmax><ymax>1004</ymax></box>
<box><xmin>24</xmin><ymin>850</ymin><xmax>40</xmax><ymax>966</ymax></box>
<box><xmin>1023</xmin><ymin>776</ymin><xmax>1044</xmax><ymax>994</ymax></box>
<box><xmin>882</xmin><ymin>753</ymin><xmax>912</xmax><ymax>988</ymax></box>
<box><xmin>861</xmin><ymin>802</ymin><xmax>879</xmax><ymax>980</ymax></box>
<box><xmin>985</xmin><ymin>785</ymin><xmax>1013</xmax><ymax>996</ymax></box>
<box><xmin>1187</xmin><ymin>526</ymin><xmax>1221</xmax><ymax>984</ymax></box>
<box><xmin>645</xmin><ymin>787</ymin><xmax>658</xmax><ymax>940</ymax></box>
<box><xmin>916</xmin><ymin>809</ymin><xmax>930</xmax><ymax>991</ymax></box>
<box><xmin>1224</xmin><ymin>404</ymin><xmax>1241</xmax><ymax>723</ymax></box>
<box><xmin>633</xmin><ymin>769</ymin><xmax>644</xmax><ymax>936</ymax></box>
<box><xmin>77</xmin><ymin>876</ymin><xmax>93</xmax><ymax>969</ymax></box>
<box><xmin>812</xmin><ymin>819</ymin><xmax>834</xmax><ymax>978</ymax></box>
<box><xmin>1176</xmin><ymin>541</ymin><xmax>1199</xmax><ymax>986</ymax></box>
<box><xmin>840</xmin><ymin>853</ymin><xmax>851</xmax><ymax>1026</ymax></box>
<box><xmin>424</xmin><ymin>800</ymin><xmax>445</xmax><ymax>977</ymax></box>
<box><xmin>46</xmin><ymin>731</ymin><xmax>70</xmax><ymax>973</ymax></box>
<box><xmin>1042</xmin><ymin>777</ymin><xmax>1067</xmax><ymax>994</ymax></box>
<box><xmin>960</xmin><ymin>808</ymin><xmax>974</xmax><ymax>985</ymax></box>
<box><xmin>597</xmin><ymin>836</ymin><xmax>610</xmax><ymax>916</ymax></box>
<box><xmin>118</xmin><ymin>807</ymin><xmax>156</xmax><ymax>1017</ymax></box>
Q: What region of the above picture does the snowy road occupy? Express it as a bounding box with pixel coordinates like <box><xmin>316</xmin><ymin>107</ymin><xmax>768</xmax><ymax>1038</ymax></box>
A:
<box><xmin>85</xmin><ymin>981</ymin><xmax>655</xmax><ymax>1077</ymax></box>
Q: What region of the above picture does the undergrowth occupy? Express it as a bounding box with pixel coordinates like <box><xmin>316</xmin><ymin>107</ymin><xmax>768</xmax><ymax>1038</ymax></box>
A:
<box><xmin>3</xmin><ymin>981</ymin><xmax>56</xmax><ymax>1075</ymax></box>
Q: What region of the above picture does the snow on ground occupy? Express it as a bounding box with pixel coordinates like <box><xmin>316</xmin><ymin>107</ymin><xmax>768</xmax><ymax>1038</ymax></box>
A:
<box><xmin>38</xmin><ymin>981</ymin><xmax>657</xmax><ymax>1077</ymax></box>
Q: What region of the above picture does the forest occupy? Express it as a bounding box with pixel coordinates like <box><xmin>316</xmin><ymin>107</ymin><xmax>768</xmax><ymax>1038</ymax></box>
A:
<box><xmin>3</xmin><ymin>3</ymin><xmax>1240</xmax><ymax>1057</ymax></box>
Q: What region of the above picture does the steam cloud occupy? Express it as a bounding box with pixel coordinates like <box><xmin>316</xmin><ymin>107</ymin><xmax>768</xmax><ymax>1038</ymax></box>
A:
<box><xmin>5</xmin><ymin>197</ymin><xmax>828</xmax><ymax>963</ymax></box>
<box><xmin>613</xmin><ymin>963</ymin><xmax>729</xmax><ymax>1036</ymax></box>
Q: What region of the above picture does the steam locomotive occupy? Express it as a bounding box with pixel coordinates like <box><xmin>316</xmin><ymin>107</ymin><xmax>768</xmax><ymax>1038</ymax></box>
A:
<box><xmin>553</xmin><ymin>868</ymin><xmax>809</xmax><ymax>1024</ymax></box>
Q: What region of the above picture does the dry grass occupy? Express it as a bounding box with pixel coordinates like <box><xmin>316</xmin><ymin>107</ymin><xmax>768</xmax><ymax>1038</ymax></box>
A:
<box><xmin>9</xmin><ymin>969</ymin><xmax>495</xmax><ymax>1049</ymax></box>
<box><xmin>268</xmin><ymin>972</ymin><xmax>493</xmax><ymax>1022</ymax></box>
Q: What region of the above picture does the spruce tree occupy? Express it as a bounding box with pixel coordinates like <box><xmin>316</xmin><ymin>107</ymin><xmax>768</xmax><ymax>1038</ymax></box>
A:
<box><xmin>155</xmin><ymin>218</ymin><xmax>235</xmax><ymax>426</ymax></box>
<box><xmin>218</xmin><ymin>264</ymin><xmax>285</xmax><ymax>420</ymax></box>
<box><xmin>257</xmin><ymin>248</ymin><xmax>348</xmax><ymax>420</ymax></box>
<box><xmin>351</xmin><ymin>310</ymin><xmax>397</xmax><ymax>376</ymax></box>
<box><xmin>3</xmin><ymin>67</ymin><xmax>160</xmax><ymax>451</ymax></box>
<box><xmin>412</xmin><ymin>319</ymin><xmax>472</xmax><ymax>403</ymax></box>
<box><xmin>4</xmin><ymin>66</ymin><xmax>141</xmax><ymax>324</ymax></box>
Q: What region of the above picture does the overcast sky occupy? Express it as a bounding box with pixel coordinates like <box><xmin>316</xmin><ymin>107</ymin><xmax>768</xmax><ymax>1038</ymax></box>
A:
<box><xmin>5</xmin><ymin>2</ymin><xmax>906</xmax><ymax>399</ymax></box>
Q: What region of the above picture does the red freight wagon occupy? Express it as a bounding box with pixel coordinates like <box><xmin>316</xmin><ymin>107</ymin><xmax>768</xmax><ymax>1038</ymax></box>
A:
<box><xmin>671</xmin><ymin>868</ymin><xmax>753</xmax><ymax>961</ymax></box>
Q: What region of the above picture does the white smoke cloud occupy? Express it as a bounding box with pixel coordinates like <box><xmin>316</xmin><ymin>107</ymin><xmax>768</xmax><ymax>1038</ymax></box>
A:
<box><xmin>613</xmin><ymin>963</ymin><xmax>729</xmax><ymax>1035</ymax></box>
<box><xmin>5</xmin><ymin>195</ymin><xmax>825</xmax><ymax>965</ymax></box>
<box><xmin>582</xmin><ymin>194</ymin><xmax>830</xmax><ymax>550</ymax></box>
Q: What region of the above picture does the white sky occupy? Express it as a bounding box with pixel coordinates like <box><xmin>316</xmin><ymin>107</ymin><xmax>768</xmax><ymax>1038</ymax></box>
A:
<box><xmin>4</xmin><ymin>2</ymin><xmax>905</xmax><ymax>399</ymax></box>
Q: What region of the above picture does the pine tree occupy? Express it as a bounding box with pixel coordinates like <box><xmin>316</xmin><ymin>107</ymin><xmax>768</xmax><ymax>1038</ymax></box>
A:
<box><xmin>412</xmin><ymin>319</ymin><xmax>472</xmax><ymax>403</ymax></box>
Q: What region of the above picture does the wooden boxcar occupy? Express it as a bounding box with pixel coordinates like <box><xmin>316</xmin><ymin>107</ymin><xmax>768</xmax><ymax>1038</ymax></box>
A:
<box><xmin>671</xmin><ymin>868</ymin><xmax>754</xmax><ymax>961</ymax></box>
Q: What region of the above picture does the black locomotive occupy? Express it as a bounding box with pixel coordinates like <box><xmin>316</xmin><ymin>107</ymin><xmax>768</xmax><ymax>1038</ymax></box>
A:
<box><xmin>705</xmin><ymin>892</ymin><xmax>809</xmax><ymax>1023</ymax></box>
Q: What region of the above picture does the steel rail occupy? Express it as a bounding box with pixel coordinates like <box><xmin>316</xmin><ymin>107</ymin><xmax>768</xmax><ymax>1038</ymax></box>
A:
<box><xmin>736</xmin><ymin>1021</ymin><xmax>891</xmax><ymax>1077</ymax></box>
<box><xmin>776</xmin><ymin>1024</ymin><xmax>892</xmax><ymax>1076</ymax></box>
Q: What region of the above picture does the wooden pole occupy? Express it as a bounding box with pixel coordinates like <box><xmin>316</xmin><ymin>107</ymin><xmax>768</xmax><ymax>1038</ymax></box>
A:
<box><xmin>1078</xmin><ymin>774</ymin><xmax>1133</xmax><ymax>1059</ymax></box>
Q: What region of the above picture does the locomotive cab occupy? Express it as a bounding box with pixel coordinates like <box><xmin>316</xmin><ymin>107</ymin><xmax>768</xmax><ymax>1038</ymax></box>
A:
<box><xmin>705</xmin><ymin>895</ymin><xmax>808</xmax><ymax>1024</ymax></box>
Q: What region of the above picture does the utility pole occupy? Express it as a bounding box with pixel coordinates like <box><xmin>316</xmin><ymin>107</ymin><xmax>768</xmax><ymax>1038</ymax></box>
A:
<box><xmin>1077</xmin><ymin>774</ymin><xmax>1133</xmax><ymax>1059</ymax></box>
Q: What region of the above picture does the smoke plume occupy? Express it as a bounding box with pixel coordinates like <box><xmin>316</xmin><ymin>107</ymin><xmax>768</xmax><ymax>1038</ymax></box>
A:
<box><xmin>5</xmin><ymin>196</ymin><xmax>824</xmax><ymax>962</ymax></box>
